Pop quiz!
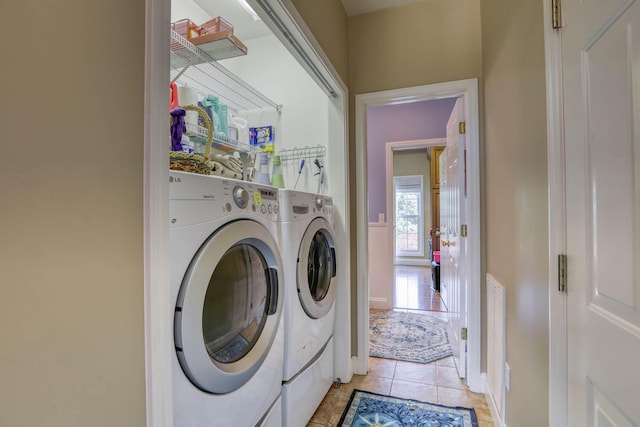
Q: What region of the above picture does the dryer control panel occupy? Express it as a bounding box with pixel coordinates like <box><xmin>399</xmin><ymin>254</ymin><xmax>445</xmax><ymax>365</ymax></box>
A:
<box><xmin>279</xmin><ymin>189</ymin><xmax>332</xmax><ymax>223</ymax></box>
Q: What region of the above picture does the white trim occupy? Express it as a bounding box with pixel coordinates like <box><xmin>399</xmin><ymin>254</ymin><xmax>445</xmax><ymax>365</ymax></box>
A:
<box><xmin>543</xmin><ymin>0</ymin><xmax>568</xmax><ymax>425</ymax></box>
<box><xmin>355</xmin><ymin>79</ymin><xmax>483</xmax><ymax>392</ymax></box>
<box><xmin>144</xmin><ymin>0</ymin><xmax>172</xmax><ymax>425</ymax></box>
<box><xmin>368</xmin><ymin>222</ymin><xmax>388</xmax><ymax>228</ymax></box>
<box><xmin>483</xmin><ymin>374</ymin><xmax>507</xmax><ymax>427</ymax></box>
<box><xmin>394</xmin><ymin>258</ymin><xmax>429</xmax><ymax>267</ymax></box>
<box><xmin>369</xmin><ymin>297</ymin><xmax>390</xmax><ymax>310</ymax></box>
<box><xmin>355</xmin><ymin>84</ymin><xmax>371</xmax><ymax>377</ymax></box>
<box><xmin>255</xmin><ymin>0</ymin><xmax>348</xmax><ymax>94</ymax></box>
<box><xmin>481</xmin><ymin>373</ymin><xmax>504</xmax><ymax>426</ymax></box>
<box><xmin>352</xmin><ymin>355</ymin><xmax>367</xmax><ymax>376</ymax></box>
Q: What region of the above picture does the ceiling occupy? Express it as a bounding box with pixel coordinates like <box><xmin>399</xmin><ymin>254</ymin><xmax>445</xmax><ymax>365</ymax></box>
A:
<box><xmin>340</xmin><ymin>0</ymin><xmax>424</xmax><ymax>16</ymax></box>
<box><xmin>178</xmin><ymin>0</ymin><xmax>424</xmax><ymax>41</ymax></box>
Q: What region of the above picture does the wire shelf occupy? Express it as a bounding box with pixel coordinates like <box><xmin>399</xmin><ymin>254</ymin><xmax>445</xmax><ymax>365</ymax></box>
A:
<box><xmin>170</xmin><ymin>30</ymin><xmax>280</xmax><ymax>113</ymax></box>
<box><xmin>184</xmin><ymin>123</ymin><xmax>253</xmax><ymax>153</ymax></box>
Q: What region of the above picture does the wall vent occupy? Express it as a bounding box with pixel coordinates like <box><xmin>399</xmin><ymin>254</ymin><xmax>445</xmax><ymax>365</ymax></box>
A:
<box><xmin>486</xmin><ymin>274</ymin><xmax>506</xmax><ymax>423</ymax></box>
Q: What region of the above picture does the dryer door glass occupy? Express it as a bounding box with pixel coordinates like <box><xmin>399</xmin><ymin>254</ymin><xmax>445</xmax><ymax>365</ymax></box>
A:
<box><xmin>307</xmin><ymin>231</ymin><xmax>336</xmax><ymax>302</ymax></box>
<box><xmin>202</xmin><ymin>244</ymin><xmax>272</xmax><ymax>363</ymax></box>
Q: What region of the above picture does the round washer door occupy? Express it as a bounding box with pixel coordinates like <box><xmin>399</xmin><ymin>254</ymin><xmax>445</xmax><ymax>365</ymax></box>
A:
<box><xmin>174</xmin><ymin>219</ymin><xmax>283</xmax><ymax>394</ymax></box>
<box><xmin>297</xmin><ymin>217</ymin><xmax>337</xmax><ymax>319</ymax></box>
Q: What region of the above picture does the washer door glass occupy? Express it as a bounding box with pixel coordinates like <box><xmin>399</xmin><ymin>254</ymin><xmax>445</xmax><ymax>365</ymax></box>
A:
<box><xmin>308</xmin><ymin>231</ymin><xmax>334</xmax><ymax>302</ymax></box>
<box><xmin>175</xmin><ymin>220</ymin><xmax>282</xmax><ymax>394</ymax></box>
<box><xmin>297</xmin><ymin>217</ymin><xmax>337</xmax><ymax>319</ymax></box>
<box><xmin>203</xmin><ymin>244</ymin><xmax>271</xmax><ymax>363</ymax></box>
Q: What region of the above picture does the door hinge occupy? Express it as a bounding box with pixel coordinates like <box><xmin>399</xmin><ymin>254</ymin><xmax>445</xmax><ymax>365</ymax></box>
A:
<box><xmin>461</xmin><ymin>327</ymin><xmax>468</xmax><ymax>340</ymax></box>
<box><xmin>458</xmin><ymin>121</ymin><xmax>466</xmax><ymax>134</ymax></box>
<box><xmin>558</xmin><ymin>254</ymin><xmax>567</xmax><ymax>292</ymax></box>
<box><xmin>552</xmin><ymin>0</ymin><xmax>562</xmax><ymax>29</ymax></box>
<box><xmin>460</xmin><ymin>224</ymin><xmax>468</xmax><ymax>237</ymax></box>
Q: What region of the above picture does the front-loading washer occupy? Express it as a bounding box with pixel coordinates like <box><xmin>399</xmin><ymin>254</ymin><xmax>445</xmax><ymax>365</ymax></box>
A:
<box><xmin>278</xmin><ymin>189</ymin><xmax>338</xmax><ymax>426</ymax></box>
<box><xmin>169</xmin><ymin>171</ymin><xmax>283</xmax><ymax>427</ymax></box>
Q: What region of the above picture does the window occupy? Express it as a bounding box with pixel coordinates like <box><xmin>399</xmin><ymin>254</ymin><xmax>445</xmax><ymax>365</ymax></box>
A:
<box><xmin>394</xmin><ymin>175</ymin><xmax>424</xmax><ymax>257</ymax></box>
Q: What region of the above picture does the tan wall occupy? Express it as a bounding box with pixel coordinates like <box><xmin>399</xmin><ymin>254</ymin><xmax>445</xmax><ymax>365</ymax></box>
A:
<box><xmin>0</xmin><ymin>0</ymin><xmax>147</xmax><ymax>426</ymax></box>
<box><xmin>348</xmin><ymin>0</ymin><xmax>483</xmax><ymax>94</ymax></box>
<box><xmin>480</xmin><ymin>0</ymin><xmax>549</xmax><ymax>425</ymax></box>
<box><xmin>290</xmin><ymin>0</ymin><xmax>349</xmax><ymax>84</ymax></box>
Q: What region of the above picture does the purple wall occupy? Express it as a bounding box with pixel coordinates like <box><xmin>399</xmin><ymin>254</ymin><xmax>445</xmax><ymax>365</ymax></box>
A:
<box><xmin>367</xmin><ymin>98</ymin><xmax>456</xmax><ymax>223</ymax></box>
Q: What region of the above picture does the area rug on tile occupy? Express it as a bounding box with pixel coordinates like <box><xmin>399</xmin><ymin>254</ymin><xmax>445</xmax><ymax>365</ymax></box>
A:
<box><xmin>369</xmin><ymin>310</ymin><xmax>452</xmax><ymax>363</ymax></box>
<box><xmin>338</xmin><ymin>390</ymin><xmax>478</xmax><ymax>427</ymax></box>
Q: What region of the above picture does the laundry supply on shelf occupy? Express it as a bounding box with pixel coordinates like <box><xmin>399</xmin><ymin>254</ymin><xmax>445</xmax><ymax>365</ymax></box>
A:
<box><xmin>250</xmin><ymin>126</ymin><xmax>275</xmax><ymax>152</ymax></box>
<box><xmin>271</xmin><ymin>155</ymin><xmax>284</xmax><ymax>188</ymax></box>
<box><xmin>255</xmin><ymin>152</ymin><xmax>271</xmax><ymax>185</ymax></box>
<box><xmin>170</xmin><ymin>107</ymin><xmax>186</xmax><ymax>152</ymax></box>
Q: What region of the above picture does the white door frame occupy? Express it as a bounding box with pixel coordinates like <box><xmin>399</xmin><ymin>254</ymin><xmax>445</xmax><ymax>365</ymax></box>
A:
<box><xmin>144</xmin><ymin>0</ymin><xmax>173</xmax><ymax>425</ymax></box>
<box><xmin>143</xmin><ymin>0</ymin><xmax>351</xmax><ymax>425</ymax></box>
<box><xmin>543</xmin><ymin>0</ymin><xmax>568</xmax><ymax>425</ymax></box>
<box><xmin>354</xmin><ymin>79</ymin><xmax>482</xmax><ymax>393</ymax></box>
<box><xmin>386</xmin><ymin>138</ymin><xmax>446</xmax><ymax>274</ymax></box>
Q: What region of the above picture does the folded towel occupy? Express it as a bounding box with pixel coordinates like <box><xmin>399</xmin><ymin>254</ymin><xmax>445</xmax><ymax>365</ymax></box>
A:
<box><xmin>212</xmin><ymin>153</ymin><xmax>243</xmax><ymax>173</ymax></box>
<box><xmin>211</xmin><ymin>161</ymin><xmax>242</xmax><ymax>179</ymax></box>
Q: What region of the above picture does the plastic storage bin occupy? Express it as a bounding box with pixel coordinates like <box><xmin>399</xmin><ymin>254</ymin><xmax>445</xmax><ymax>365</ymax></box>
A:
<box><xmin>171</xmin><ymin>19</ymin><xmax>201</xmax><ymax>40</ymax></box>
<box><xmin>200</xmin><ymin>16</ymin><xmax>234</xmax><ymax>35</ymax></box>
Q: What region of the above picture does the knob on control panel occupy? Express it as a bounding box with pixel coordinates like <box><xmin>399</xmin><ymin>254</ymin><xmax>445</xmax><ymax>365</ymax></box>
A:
<box><xmin>315</xmin><ymin>197</ymin><xmax>324</xmax><ymax>210</ymax></box>
<box><xmin>233</xmin><ymin>186</ymin><xmax>249</xmax><ymax>209</ymax></box>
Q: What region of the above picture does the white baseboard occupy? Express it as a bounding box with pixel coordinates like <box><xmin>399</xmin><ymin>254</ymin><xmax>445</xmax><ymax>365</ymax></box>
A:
<box><xmin>394</xmin><ymin>258</ymin><xmax>429</xmax><ymax>267</ymax></box>
<box><xmin>369</xmin><ymin>297</ymin><xmax>390</xmax><ymax>310</ymax></box>
<box><xmin>352</xmin><ymin>355</ymin><xmax>367</xmax><ymax>376</ymax></box>
<box><xmin>482</xmin><ymin>373</ymin><xmax>506</xmax><ymax>427</ymax></box>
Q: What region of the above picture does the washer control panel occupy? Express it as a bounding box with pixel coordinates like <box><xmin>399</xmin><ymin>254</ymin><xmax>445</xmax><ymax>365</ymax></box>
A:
<box><xmin>169</xmin><ymin>171</ymin><xmax>280</xmax><ymax>225</ymax></box>
<box><xmin>252</xmin><ymin>187</ymin><xmax>279</xmax><ymax>220</ymax></box>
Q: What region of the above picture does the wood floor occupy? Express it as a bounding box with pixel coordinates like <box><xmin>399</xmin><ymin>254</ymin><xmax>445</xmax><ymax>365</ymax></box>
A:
<box><xmin>393</xmin><ymin>266</ymin><xmax>444</xmax><ymax>311</ymax></box>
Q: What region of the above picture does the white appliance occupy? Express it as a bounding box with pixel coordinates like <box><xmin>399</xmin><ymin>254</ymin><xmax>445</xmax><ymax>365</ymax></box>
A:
<box><xmin>279</xmin><ymin>189</ymin><xmax>338</xmax><ymax>426</ymax></box>
<box><xmin>170</xmin><ymin>171</ymin><xmax>284</xmax><ymax>427</ymax></box>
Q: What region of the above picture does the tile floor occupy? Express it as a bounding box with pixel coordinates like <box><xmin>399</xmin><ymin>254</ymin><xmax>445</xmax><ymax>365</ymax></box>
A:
<box><xmin>307</xmin><ymin>356</ymin><xmax>494</xmax><ymax>426</ymax></box>
<box><xmin>306</xmin><ymin>266</ymin><xmax>494</xmax><ymax>426</ymax></box>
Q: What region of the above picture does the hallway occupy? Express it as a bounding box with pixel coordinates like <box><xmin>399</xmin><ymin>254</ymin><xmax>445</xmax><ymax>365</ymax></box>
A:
<box><xmin>306</xmin><ymin>266</ymin><xmax>494</xmax><ymax>426</ymax></box>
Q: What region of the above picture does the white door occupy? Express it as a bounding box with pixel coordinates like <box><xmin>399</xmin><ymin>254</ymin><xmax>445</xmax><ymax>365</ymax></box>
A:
<box><xmin>562</xmin><ymin>0</ymin><xmax>640</xmax><ymax>424</ymax></box>
<box><xmin>440</xmin><ymin>98</ymin><xmax>467</xmax><ymax>378</ymax></box>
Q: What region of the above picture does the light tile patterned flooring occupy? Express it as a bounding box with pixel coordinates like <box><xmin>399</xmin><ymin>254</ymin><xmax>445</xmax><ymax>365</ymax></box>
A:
<box><xmin>306</xmin><ymin>266</ymin><xmax>495</xmax><ymax>426</ymax></box>
<box><xmin>307</xmin><ymin>356</ymin><xmax>494</xmax><ymax>426</ymax></box>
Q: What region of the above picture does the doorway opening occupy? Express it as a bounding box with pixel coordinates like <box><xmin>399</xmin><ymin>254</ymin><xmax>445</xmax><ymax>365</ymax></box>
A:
<box><xmin>373</xmin><ymin>126</ymin><xmax>451</xmax><ymax>365</ymax></box>
<box><xmin>354</xmin><ymin>79</ymin><xmax>482</xmax><ymax>393</ymax></box>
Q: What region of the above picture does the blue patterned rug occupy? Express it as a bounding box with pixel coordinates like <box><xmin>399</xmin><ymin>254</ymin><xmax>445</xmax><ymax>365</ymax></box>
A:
<box><xmin>338</xmin><ymin>390</ymin><xmax>477</xmax><ymax>427</ymax></box>
<box><xmin>369</xmin><ymin>310</ymin><xmax>453</xmax><ymax>363</ymax></box>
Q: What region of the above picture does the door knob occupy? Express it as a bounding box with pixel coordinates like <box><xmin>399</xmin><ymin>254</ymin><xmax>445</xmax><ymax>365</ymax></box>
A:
<box><xmin>442</xmin><ymin>241</ymin><xmax>450</xmax><ymax>247</ymax></box>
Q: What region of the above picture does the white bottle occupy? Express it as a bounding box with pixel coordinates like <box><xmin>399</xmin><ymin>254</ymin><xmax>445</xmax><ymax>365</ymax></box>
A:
<box><xmin>255</xmin><ymin>152</ymin><xmax>270</xmax><ymax>185</ymax></box>
<box><xmin>180</xmin><ymin>135</ymin><xmax>194</xmax><ymax>154</ymax></box>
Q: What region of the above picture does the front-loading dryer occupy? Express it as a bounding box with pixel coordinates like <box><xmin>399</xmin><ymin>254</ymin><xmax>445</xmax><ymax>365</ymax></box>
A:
<box><xmin>278</xmin><ymin>189</ymin><xmax>338</xmax><ymax>426</ymax></box>
<box><xmin>169</xmin><ymin>171</ymin><xmax>283</xmax><ymax>427</ymax></box>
